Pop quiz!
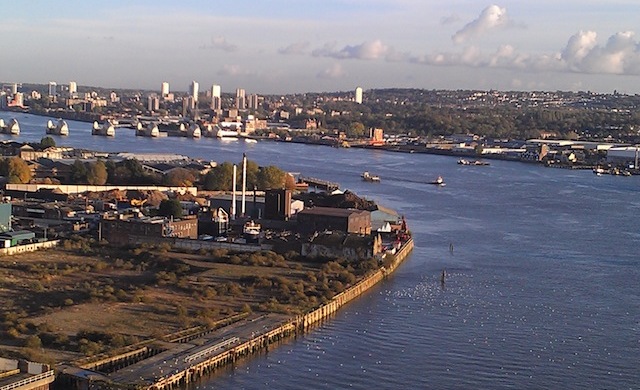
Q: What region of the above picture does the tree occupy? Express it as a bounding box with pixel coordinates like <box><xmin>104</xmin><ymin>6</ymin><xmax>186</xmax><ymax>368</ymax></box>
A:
<box><xmin>1</xmin><ymin>157</ymin><xmax>33</xmax><ymax>184</ymax></box>
<box><xmin>40</xmin><ymin>136</ymin><xmax>56</xmax><ymax>148</ymax></box>
<box><xmin>70</xmin><ymin>159</ymin><xmax>88</xmax><ymax>183</ymax></box>
<box><xmin>346</xmin><ymin>122</ymin><xmax>366</xmax><ymax>138</ymax></box>
<box><xmin>163</xmin><ymin>168</ymin><xmax>196</xmax><ymax>187</ymax></box>
<box><xmin>87</xmin><ymin>160</ymin><xmax>108</xmax><ymax>185</ymax></box>
<box><xmin>203</xmin><ymin>162</ymin><xmax>234</xmax><ymax>190</ymax></box>
<box><xmin>158</xmin><ymin>199</ymin><xmax>183</xmax><ymax>219</ymax></box>
<box><xmin>257</xmin><ymin>165</ymin><xmax>286</xmax><ymax>190</ymax></box>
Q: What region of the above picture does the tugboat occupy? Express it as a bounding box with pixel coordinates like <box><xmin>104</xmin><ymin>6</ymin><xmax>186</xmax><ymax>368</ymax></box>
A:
<box><xmin>46</xmin><ymin>119</ymin><xmax>69</xmax><ymax>136</ymax></box>
<box><xmin>428</xmin><ymin>176</ymin><xmax>446</xmax><ymax>186</ymax></box>
<box><xmin>361</xmin><ymin>171</ymin><xmax>381</xmax><ymax>182</ymax></box>
<box><xmin>243</xmin><ymin>220</ymin><xmax>261</xmax><ymax>243</ymax></box>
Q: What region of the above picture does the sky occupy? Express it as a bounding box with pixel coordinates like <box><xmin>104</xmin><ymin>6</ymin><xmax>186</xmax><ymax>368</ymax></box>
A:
<box><xmin>3</xmin><ymin>0</ymin><xmax>640</xmax><ymax>95</ymax></box>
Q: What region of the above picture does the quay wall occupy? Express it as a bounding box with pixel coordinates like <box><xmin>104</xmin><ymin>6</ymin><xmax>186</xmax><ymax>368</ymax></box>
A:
<box><xmin>147</xmin><ymin>237</ymin><xmax>414</xmax><ymax>390</ymax></box>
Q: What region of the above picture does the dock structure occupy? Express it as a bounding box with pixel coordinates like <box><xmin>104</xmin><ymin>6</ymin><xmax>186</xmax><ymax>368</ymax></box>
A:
<box><xmin>57</xmin><ymin>238</ymin><xmax>414</xmax><ymax>390</ymax></box>
<box><xmin>0</xmin><ymin>358</ymin><xmax>55</xmax><ymax>390</ymax></box>
<box><xmin>299</xmin><ymin>176</ymin><xmax>340</xmax><ymax>192</ymax></box>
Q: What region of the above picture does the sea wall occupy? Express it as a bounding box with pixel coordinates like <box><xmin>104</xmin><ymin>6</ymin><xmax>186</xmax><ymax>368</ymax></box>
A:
<box><xmin>146</xmin><ymin>237</ymin><xmax>414</xmax><ymax>390</ymax></box>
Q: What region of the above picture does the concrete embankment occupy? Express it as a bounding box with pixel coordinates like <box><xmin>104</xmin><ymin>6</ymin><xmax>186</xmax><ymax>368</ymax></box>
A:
<box><xmin>146</xmin><ymin>237</ymin><xmax>414</xmax><ymax>390</ymax></box>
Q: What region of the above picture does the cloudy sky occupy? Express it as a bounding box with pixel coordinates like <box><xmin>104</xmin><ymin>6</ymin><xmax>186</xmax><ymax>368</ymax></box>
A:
<box><xmin>3</xmin><ymin>1</ymin><xmax>640</xmax><ymax>95</ymax></box>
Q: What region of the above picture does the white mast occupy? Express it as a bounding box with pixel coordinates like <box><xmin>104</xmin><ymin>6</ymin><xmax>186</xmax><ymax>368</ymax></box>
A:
<box><xmin>241</xmin><ymin>153</ymin><xmax>247</xmax><ymax>216</ymax></box>
<box><xmin>231</xmin><ymin>165</ymin><xmax>237</xmax><ymax>219</ymax></box>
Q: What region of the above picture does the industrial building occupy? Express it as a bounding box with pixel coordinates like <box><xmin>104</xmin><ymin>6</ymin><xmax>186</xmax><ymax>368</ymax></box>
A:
<box><xmin>297</xmin><ymin>207</ymin><xmax>371</xmax><ymax>235</ymax></box>
<box><xmin>100</xmin><ymin>215</ymin><xmax>198</xmax><ymax>245</ymax></box>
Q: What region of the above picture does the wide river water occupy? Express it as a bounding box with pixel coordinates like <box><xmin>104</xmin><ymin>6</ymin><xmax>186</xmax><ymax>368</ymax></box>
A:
<box><xmin>3</xmin><ymin>113</ymin><xmax>639</xmax><ymax>389</ymax></box>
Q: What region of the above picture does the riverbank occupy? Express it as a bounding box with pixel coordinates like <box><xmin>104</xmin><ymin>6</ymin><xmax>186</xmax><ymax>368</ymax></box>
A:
<box><xmin>143</xmin><ymin>237</ymin><xmax>414</xmax><ymax>390</ymax></box>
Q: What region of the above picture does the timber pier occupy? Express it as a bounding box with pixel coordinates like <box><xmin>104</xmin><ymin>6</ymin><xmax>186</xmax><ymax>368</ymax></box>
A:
<box><xmin>58</xmin><ymin>238</ymin><xmax>414</xmax><ymax>389</ymax></box>
<box><xmin>298</xmin><ymin>176</ymin><xmax>340</xmax><ymax>192</ymax></box>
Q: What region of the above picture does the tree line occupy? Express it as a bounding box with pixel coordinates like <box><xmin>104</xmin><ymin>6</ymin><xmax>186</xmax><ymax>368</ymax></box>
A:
<box><xmin>1</xmin><ymin>151</ymin><xmax>294</xmax><ymax>191</ymax></box>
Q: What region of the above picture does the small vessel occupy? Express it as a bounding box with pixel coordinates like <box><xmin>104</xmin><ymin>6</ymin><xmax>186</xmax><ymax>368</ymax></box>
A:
<box><xmin>428</xmin><ymin>176</ymin><xmax>446</xmax><ymax>186</ymax></box>
<box><xmin>1</xmin><ymin>118</ymin><xmax>20</xmax><ymax>135</ymax></box>
<box><xmin>244</xmin><ymin>138</ymin><xmax>258</xmax><ymax>144</ymax></box>
<box><xmin>243</xmin><ymin>220</ymin><xmax>261</xmax><ymax>243</ymax></box>
<box><xmin>46</xmin><ymin>119</ymin><xmax>69</xmax><ymax>136</ymax></box>
<box><xmin>216</xmin><ymin>128</ymin><xmax>239</xmax><ymax>140</ymax></box>
<box><xmin>593</xmin><ymin>167</ymin><xmax>606</xmax><ymax>176</ymax></box>
<box><xmin>92</xmin><ymin>121</ymin><xmax>116</xmax><ymax>137</ymax></box>
<box><xmin>361</xmin><ymin>171</ymin><xmax>381</xmax><ymax>182</ymax></box>
<box><xmin>458</xmin><ymin>158</ymin><xmax>489</xmax><ymax>166</ymax></box>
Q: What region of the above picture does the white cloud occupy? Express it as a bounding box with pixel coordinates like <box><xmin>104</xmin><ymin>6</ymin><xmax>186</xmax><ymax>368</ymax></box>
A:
<box><xmin>312</xmin><ymin>40</ymin><xmax>390</xmax><ymax>60</ymax></box>
<box><xmin>278</xmin><ymin>41</ymin><xmax>310</xmax><ymax>55</ymax></box>
<box><xmin>452</xmin><ymin>5</ymin><xmax>509</xmax><ymax>44</ymax></box>
<box><xmin>441</xmin><ymin>14</ymin><xmax>460</xmax><ymax>26</ymax></box>
<box><xmin>560</xmin><ymin>30</ymin><xmax>640</xmax><ymax>74</ymax></box>
<box><xmin>202</xmin><ymin>36</ymin><xmax>238</xmax><ymax>52</ymax></box>
<box><xmin>218</xmin><ymin>64</ymin><xmax>252</xmax><ymax>76</ymax></box>
<box><xmin>317</xmin><ymin>63</ymin><xmax>346</xmax><ymax>79</ymax></box>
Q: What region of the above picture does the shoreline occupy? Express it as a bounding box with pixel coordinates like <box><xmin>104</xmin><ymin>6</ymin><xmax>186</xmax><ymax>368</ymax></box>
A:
<box><xmin>59</xmin><ymin>238</ymin><xmax>414</xmax><ymax>389</ymax></box>
<box><xmin>149</xmin><ymin>237</ymin><xmax>414</xmax><ymax>390</ymax></box>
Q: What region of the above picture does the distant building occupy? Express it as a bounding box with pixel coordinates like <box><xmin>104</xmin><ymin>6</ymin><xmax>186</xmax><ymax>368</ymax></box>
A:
<box><xmin>211</xmin><ymin>84</ymin><xmax>221</xmax><ymax>98</ymax></box>
<box><xmin>369</xmin><ymin>128</ymin><xmax>384</xmax><ymax>146</ymax></box>
<box><xmin>211</xmin><ymin>84</ymin><xmax>222</xmax><ymax>111</ymax></box>
<box><xmin>48</xmin><ymin>81</ymin><xmax>57</xmax><ymax>102</ymax></box>
<box><xmin>69</xmin><ymin>81</ymin><xmax>77</xmax><ymax>95</ymax></box>
<box><xmin>161</xmin><ymin>81</ymin><xmax>170</xmax><ymax>96</ymax></box>
<box><xmin>147</xmin><ymin>95</ymin><xmax>160</xmax><ymax>111</ymax></box>
<box><xmin>236</xmin><ymin>88</ymin><xmax>246</xmax><ymax>110</ymax></box>
<box><xmin>190</xmin><ymin>80</ymin><xmax>199</xmax><ymax>107</ymax></box>
<box><xmin>248</xmin><ymin>94</ymin><xmax>259</xmax><ymax>110</ymax></box>
<box><xmin>355</xmin><ymin>86</ymin><xmax>363</xmax><ymax>104</ymax></box>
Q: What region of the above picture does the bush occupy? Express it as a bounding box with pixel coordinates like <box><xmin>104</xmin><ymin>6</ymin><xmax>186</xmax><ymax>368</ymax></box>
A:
<box><xmin>25</xmin><ymin>335</ymin><xmax>42</xmax><ymax>349</ymax></box>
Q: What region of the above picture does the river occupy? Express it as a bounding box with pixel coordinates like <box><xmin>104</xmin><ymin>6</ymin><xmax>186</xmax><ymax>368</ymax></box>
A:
<box><xmin>2</xmin><ymin>112</ymin><xmax>639</xmax><ymax>389</ymax></box>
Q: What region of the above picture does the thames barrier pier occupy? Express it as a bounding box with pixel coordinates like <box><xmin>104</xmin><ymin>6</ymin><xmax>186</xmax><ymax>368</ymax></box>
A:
<box><xmin>57</xmin><ymin>238</ymin><xmax>414</xmax><ymax>390</ymax></box>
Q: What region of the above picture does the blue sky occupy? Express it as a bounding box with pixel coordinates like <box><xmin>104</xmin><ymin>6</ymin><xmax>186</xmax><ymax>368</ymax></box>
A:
<box><xmin>3</xmin><ymin>1</ymin><xmax>640</xmax><ymax>94</ymax></box>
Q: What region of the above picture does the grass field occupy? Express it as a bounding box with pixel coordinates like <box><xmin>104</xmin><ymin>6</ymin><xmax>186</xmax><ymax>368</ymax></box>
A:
<box><xmin>0</xmin><ymin>237</ymin><xmax>378</xmax><ymax>365</ymax></box>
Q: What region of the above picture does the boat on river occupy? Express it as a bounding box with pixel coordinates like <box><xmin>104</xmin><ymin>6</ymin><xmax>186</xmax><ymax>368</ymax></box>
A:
<box><xmin>243</xmin><ymin>220</ymin><xmax>261</xmax><ymax>243</ymax></box>
<box><xmin>0</xmin><ymin>118</ymin><xmax>20</xmax><ymax>135</ymax></box>
<box><xmin>458</xmin><ymin>158</ymin><xmax>489</xmax><ymax>166</ymax></box>
<box><xmin>46</xmin><ymin>119</ymin><xmax>69</xmax><ymax>136</ymax></box>
<box><xmin>428</xmin><ymin>176</ymin><xmax>446</xmax><ymax>186</ymax></box>
<box><xmin>362</xmin><ymin>171</ymin><xmax>381</xmax><ymax>182</ymax></box>
<box><xmin>216</xmin><ymin>128</ymin><xmax>239</xmax><ymax>140</ymax></box>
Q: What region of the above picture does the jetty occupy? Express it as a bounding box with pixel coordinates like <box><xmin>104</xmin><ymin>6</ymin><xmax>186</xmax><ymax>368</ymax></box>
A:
<box><xmin>298</xmin><ymin>176</ymin><xmax>340</xmax><ymax>192</ymax></box>
<box><xmin>58</xmin><ymin>238</ymin><xmax>414</xmax><ymax>389</ymax></box>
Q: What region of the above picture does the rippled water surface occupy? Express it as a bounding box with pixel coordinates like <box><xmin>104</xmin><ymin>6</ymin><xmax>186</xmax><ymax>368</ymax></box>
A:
<box><xmin>4</xmin><ymin>113</ymin><xmax>639</xmax><ymax>389</ymax></box>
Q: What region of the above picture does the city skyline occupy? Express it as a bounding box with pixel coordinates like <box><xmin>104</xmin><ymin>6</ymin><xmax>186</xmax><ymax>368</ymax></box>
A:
<box><xmin>3</xmin><ymin>1</ymin><xmax>640</xmax><ymax>94</ymax></box>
